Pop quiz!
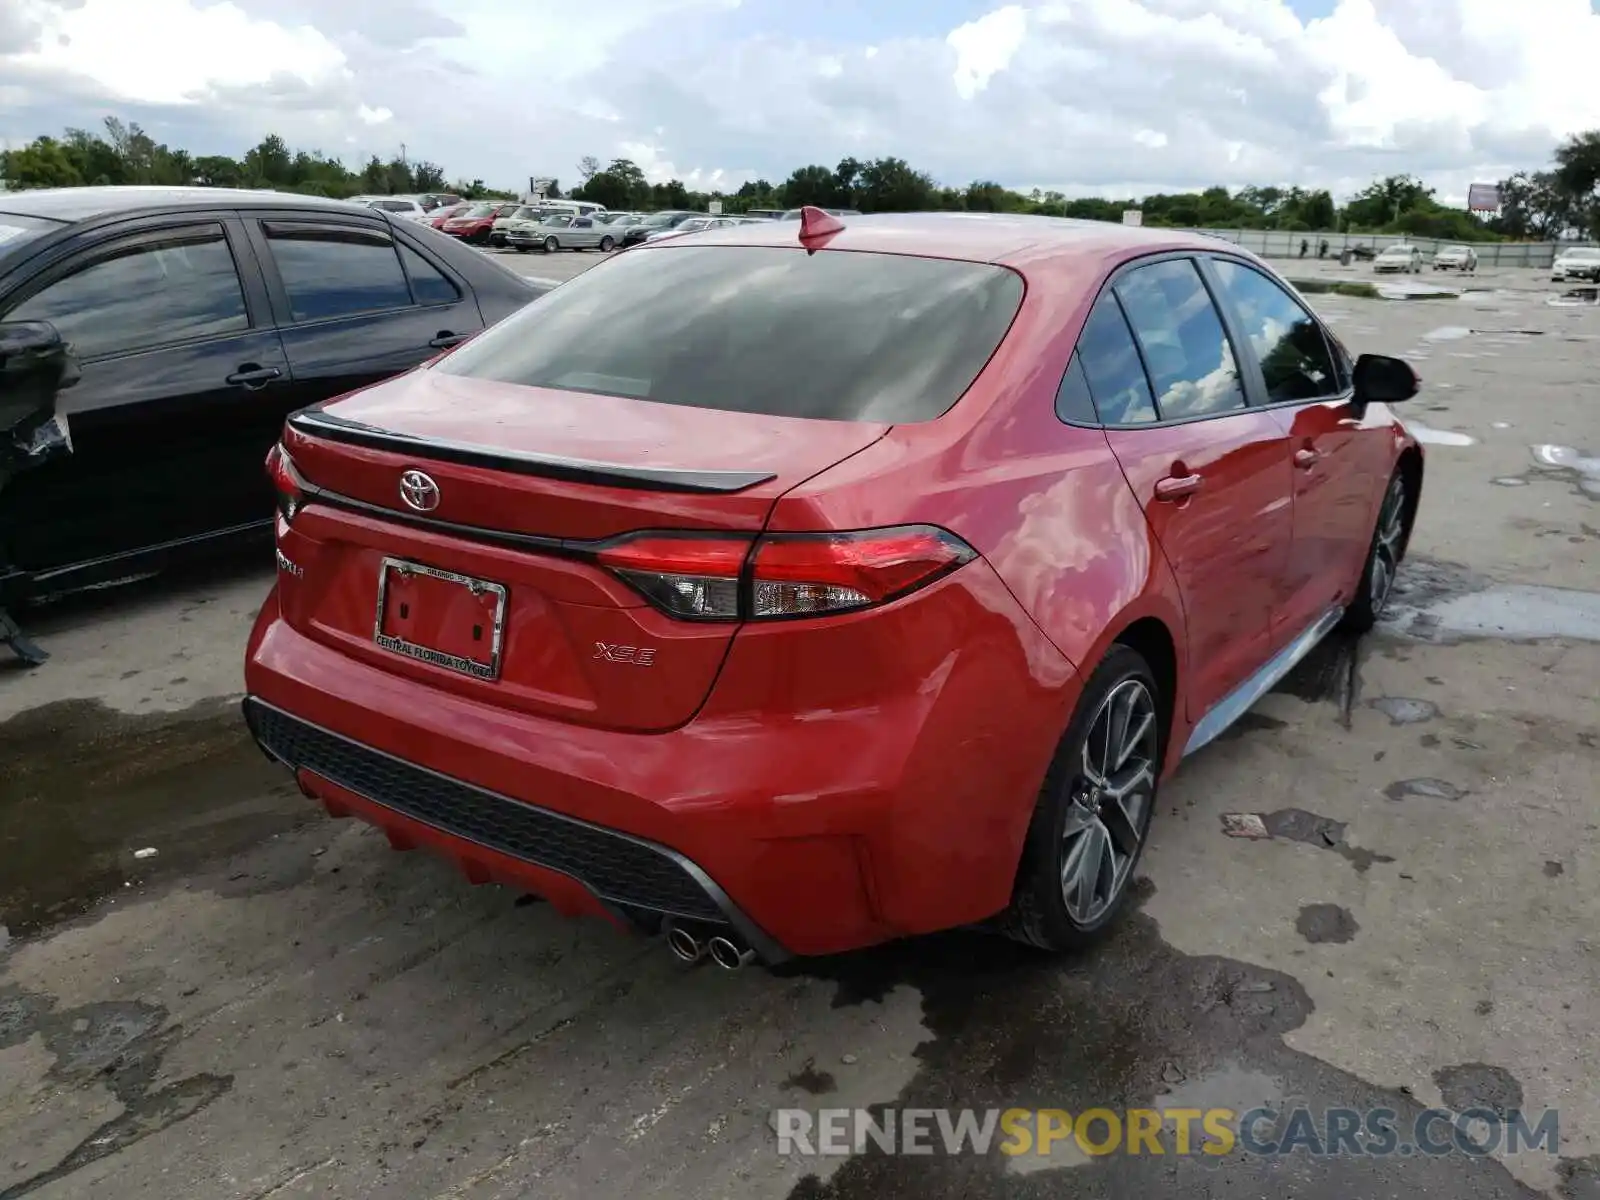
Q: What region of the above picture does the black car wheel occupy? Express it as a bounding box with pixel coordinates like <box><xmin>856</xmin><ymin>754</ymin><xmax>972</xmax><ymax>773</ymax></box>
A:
<box><xmin>544</xmin><ymin>235</ymin><xmax>559</xmax><ymax>253</ymax></box>
<box><xmin>600</xmin><ymin>236</ymin><xmax>615</xmax><ymax>252</ymax></box>
<box><xmin>1002</xmin><ymin>644</ymin><xmax>1161</xmax><ymax>951</ymax></box>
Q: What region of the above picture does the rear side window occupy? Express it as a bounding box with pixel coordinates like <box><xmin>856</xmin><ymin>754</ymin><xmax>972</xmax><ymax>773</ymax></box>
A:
<box><xmin>1054</xmin><ymin>354</ymin><xmax>1099</xmax><ymax>424</ymax></box>
<box><xmin>436</xmin><ymin>245</ymin><xmax>1024</xmax><ymax>423</ymax></box>
<box><xmin>399</xmin><ymin>245</ymin><xmax>460</xmax><ymax>306</ymax></box>
<box><xmin>1209</xmin><ymin>259</ymin><xmax>1341</xmax><ymax>402</ymax></box>
<box><xmin>1076</xmin><ymin>294</ymin><xmax>1157</xmax><ymax>425</ymax></box>
<box><xmin>264</xmin><ymin>224</ymin><xmax>413</xmax><ymax>322</ymax></box>
<box><xmin>1114</xmin><ymin>259</ymin><xmax>1245</xmax><ymax>420</ymax></box>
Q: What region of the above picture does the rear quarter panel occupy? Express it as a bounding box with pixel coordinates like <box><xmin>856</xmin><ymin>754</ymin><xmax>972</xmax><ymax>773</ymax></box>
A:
<box><xmin>768</xmin><ymin>249</ymin><xmax>1194</xmax><ymax>772</ymax></box>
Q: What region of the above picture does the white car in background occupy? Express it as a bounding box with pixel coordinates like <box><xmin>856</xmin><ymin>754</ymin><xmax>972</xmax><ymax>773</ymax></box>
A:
<box><xmin>1373</xmin><ymin>244</ymin><xmax>1423</xmax><ymax>274</ymax></box>
<box><xmin>353</xmin><ymin>196</ymin><xmax>429</xmax><ymax>221</ymax></box>
<box><xmin>1551</xmin><ymin>246</ymin><xmax>1600</xmax><ymax>282</ymax></box>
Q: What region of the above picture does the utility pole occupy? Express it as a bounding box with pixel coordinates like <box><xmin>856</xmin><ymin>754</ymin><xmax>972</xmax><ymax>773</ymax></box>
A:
<box><xmin>400</xmin><ymin>142</ymin><xmax>408</xmax><ymax>165</ymax></box>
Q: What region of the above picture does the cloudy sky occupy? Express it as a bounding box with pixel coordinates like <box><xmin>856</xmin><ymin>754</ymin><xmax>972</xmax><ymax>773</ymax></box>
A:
<box><xmin>4</xmin><ymin>0</ymin><xmax>1600</xmax><ymax>201</ymax></box>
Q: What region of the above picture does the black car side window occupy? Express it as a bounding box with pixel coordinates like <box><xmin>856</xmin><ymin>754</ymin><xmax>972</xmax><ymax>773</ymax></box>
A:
<box><xmin>6</xmin><ymin>228</ymin><xmax>248</xmax><ymax>361</ymax></box>
<box><xmin>1210</xmin><ymin>259</ymin><xmax>1343</xmax><ymax>403</ymax></box>
<box><xmin>399</xmin><ymin>245</ymin><xmax>461</xmax><ymax>307</ymax></box>
<box><xmin>1075</xmin><ymin>293</ymin><xmax>1158</xmax><ymax>425</ymax></box>
<box><xmin>1114</xmin><ymin>258</ymin><xmax>1246</xmax><ymax>420</ymax></box>
<box><xmin>263</xmin><ymin>223</ymin><xmax>413</xmax><ymax>323</ymax></box>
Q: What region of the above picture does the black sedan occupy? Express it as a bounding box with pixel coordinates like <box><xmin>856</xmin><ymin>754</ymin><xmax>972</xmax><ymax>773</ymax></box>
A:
<box><xmin>0</xmin><ymin>187</ymin><xmax>549</xmax><ymax>606</ymax></box>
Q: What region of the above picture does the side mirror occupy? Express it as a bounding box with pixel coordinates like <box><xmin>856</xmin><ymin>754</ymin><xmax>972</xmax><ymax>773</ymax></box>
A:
<box><xmin>1352</xmin><ymin>353</ymin><xmax>1418</xmax><ymax>405</ymax></box>
<box><xmin>0</xmin><ymin>321</ymin><xmax>80</xmax><ymax>422</ymax></box>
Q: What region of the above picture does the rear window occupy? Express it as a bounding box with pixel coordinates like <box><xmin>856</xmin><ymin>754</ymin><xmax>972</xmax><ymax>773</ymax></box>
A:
<box><xmin>435</xmin><ymin>245</ymin><xmax>1024</xmax><ymax>423</ymax></box>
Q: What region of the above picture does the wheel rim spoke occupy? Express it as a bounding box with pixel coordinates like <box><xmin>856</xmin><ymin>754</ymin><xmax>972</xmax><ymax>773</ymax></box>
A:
<box><xmin>1060</xmin><ymin>677</ymin><xmax>1158</xmax><ymax>924</ymax></box>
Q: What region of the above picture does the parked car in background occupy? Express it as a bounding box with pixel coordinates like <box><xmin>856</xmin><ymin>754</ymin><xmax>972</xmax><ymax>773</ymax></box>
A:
<box><xmin>0</xmin><ymin>186</ymin><xmax>549</xmax><ymax>605</ymax></box>
<box><xmin>1373</xmin><ymin>244</ymin><xmax>1422</xmax><ymax>274</ymax></box>
<box><xmin>1432</xmin><ymin>244</ymin><xmax>1477</xmax><ymax>272</ymax></box>
<box><xmin>618</xmin><ymin>211</ymin><xmax>704</xmax><ymax>247</ymax></box>
<box><xmin>505</xmin><ymin>212</ymin><xmax>619</xmax><ymax>253</ymax></box>
<box><xmin>442</xmin><ymin>202</ymin><xmax>520</xmax><ymax>245</ymax></box>
<box><xmin>244</xmin><ymin>209</ymin><xmax>1423</xmax><ymax>965</ymax></box>
<box><xmin>490</xmin><ymin>205</ymin><xmax>541</xmax><ymax>248</ymax></box>
<box><xmin>778</xmin><ymin>207</ymin><xmax>861</xmax><ymax>220</ymax></box>
<box><xmin>425</xmin><ymin>202</ymin><xmax>471</xmax><ymax>230</ymax></box>
<box><xmin>418</xmin><ymin>193</ymin><xmax>463</xmax><ymax>211</ymax></box>
<box><xmin>1551</xmin><ymin>246</ymin><xmax>1600</xmax><ymax>282</ymax></box>
<box><xmin>744</xmin><ymin>208</ymin><xmax>785</xmax><ymax>219</ymax></box>
<box><xmin>361</xmin><ymin>197</ymin><xmax>430</xmax><ymax>221</ymax></box>
<box><xmin>1348</xmin><ymin>244</ymin><xmax>1377</xmax><ymax>261</ymax></box>
<box><xmin>644</xmin><ymin>216</ymin><xmax>742</xmax><ymax>242</ymax></box>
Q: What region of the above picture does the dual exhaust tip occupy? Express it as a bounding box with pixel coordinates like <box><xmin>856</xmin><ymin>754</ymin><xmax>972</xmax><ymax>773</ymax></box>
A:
<box><xmin>666</xmin><ymin>922</ymin><xmax>756</xmax><ymax>970</ymax></box>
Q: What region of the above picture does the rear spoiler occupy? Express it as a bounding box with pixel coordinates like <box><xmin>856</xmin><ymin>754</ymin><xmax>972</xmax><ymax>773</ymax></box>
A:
<box><xmin>286</xmin><ymin>409</ymin><xmax>778</xmax><ymax>494</ymax></box>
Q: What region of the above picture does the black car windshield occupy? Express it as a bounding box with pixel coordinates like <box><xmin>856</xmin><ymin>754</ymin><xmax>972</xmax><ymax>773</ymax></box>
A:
<box><xmin>435</xmin><ymin>245</ymin><xmax>1024</xmax><ymax>423</ymax></box>
<box><xmin>0</xmin><ymin>213</ymin><xmax>63</xmax><ymax>261</ymax></box>
<box><xmin>639</xmin><ymin>213</ymin><xmax>681</xmax><ymax>227</ymax></box>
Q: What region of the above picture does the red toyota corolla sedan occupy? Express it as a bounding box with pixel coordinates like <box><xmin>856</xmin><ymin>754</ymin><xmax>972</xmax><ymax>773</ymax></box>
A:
<box><xmin>244</xmin><ymin>209</ymin><xmax>1423</xmax><ymax>968</ymax></box>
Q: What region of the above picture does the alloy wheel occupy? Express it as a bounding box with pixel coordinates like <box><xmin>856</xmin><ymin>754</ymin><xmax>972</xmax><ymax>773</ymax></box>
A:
<box><xmin>1369</xmin><ymin>474</ymin><xmax>1407</xmax><ymax>614</ymax></box>
<box><xmin>1059</xmin><ymin>678</ymin><xmax>1158</xmax><ymax>925</ymax></box>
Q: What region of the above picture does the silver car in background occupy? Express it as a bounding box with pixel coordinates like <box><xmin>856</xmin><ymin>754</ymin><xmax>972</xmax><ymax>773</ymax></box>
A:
<box><xmin>505</xmin><ymin>212</ymin><xmax>620</xmax><ymax>253</ymax></box>
<box><xmin>490</xmin><ymin>205</ymin><xmax>542</xmax><ymax>248</ymax></box>
<box><xmin>1432</xmin><ymin>244</ymin><xmax>1478</xmax><ymax>272</ymax></box>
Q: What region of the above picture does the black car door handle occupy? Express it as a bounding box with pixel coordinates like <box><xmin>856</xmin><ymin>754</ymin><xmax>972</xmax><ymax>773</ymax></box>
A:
<box><xmin>429</xmin><ymin>332</ymin><xmax>469</xmax><ymax>349</ymax></box>
<box><xmin>226</xmin><ymin>365</ymin><xmax>282</xmax><ymax>389</ymax></box>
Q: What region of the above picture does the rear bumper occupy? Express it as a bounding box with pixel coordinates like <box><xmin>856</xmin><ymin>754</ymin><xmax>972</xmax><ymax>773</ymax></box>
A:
<box><xmin>244</xmin><ymin>696</ymin><xmax>789</xmax><ymax>961</ymax></box>
<box><xmin>243</xmin><ymin>560</ymin><xmax>1078</xmax><ymax>957</ymax></box>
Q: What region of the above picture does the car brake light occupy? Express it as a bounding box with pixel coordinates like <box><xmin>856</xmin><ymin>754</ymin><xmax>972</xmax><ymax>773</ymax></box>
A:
<box><xmin>595</xmin><ymin>534</ymin><xmax>749</xmax><ymax>620</ymax></box>
<box><xmin>594</xmin><ymin>525</ymin><xmax>976</xmax><ymax>622</ymax></box>
<box><xmin>265</xmin><ymin>442</ymin><xmax>305</xmax><ymax>523</ymax></box>
<box><xmin>749</xmin><ymin>527</ymin><xmax>975</xmax><ymax>617</ymax></box>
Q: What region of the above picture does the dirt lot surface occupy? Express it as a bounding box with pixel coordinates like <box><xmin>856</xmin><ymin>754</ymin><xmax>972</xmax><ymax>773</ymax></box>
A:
<box><xmin>1</xmin><ymin>275</ymin><xmax>1597</xmax><ymax>1200</ymax></box>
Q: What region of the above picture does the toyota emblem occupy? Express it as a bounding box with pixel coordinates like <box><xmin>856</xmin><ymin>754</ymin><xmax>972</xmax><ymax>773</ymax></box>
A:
<box><xmin>399</xmin><ymin>469</ymin><xmax>441</xmax><ymax>512</ymax></box>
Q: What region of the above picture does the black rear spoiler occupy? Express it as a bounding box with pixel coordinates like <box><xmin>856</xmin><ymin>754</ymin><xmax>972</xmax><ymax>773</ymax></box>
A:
<box><xmin>286</xmin><ymin>409</ymin><xmax>777</xmax><ymax>494</ymax></box>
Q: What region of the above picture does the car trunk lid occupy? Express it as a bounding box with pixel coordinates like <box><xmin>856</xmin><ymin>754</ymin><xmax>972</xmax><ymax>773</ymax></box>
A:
<box><xmin>273</xmin><ymin>370</ymin><xmax>888</xmax><ymax>732</ymax></box>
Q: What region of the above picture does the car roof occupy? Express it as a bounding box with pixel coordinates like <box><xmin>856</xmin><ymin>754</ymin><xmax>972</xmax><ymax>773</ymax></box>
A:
<box><xmin>629</xmin><ymin>211</ymin><xmax>1254</xmax><ymax>272</ymax></box>
<box><xmin>0</xmin><ymin>185</ymin><xmax>390</xmax><ymax>223</ymax></box>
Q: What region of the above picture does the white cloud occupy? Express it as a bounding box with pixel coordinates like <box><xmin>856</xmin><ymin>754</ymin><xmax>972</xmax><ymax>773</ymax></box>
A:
<box><xmin>4</xmin><ymin>0</ymin><xmax>1600</xmax><ymax>201</ymax></box>
<box><xmin>6</xmin><ymin>0</ymin><xmax>349</xmax><ymax>106</ymax></box>
<box><xmin>948</xmin><ymin>5</ymin><xmax>1028</xmax><ymax>100</ymax></box>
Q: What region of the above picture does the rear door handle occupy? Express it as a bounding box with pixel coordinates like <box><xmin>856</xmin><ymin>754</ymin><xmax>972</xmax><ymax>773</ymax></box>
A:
<box><xmin>1154</xmin><ymin>473</ymin><xmax>1204</xmax><ymax>501</ymax></box>
<box><xmin>225</xmin><ymin>364</ymin><xmax>282</xmax><ymax>389</ymax></box>
<box><xmin>429</xmin><ymin>331</ymin><xmax>469</xmax><ymax>349</ymax></box>
<box><xmin>1294</xmin><ymin>448</ymin><xmax>1322</xmax><ymax>468</ymax></box>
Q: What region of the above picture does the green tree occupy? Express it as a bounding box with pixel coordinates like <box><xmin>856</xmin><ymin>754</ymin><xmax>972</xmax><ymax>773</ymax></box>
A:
<box><xmin>0</xmin><ymin>137</ymin><xmax>85</xmax><ymax>188</ymax></box>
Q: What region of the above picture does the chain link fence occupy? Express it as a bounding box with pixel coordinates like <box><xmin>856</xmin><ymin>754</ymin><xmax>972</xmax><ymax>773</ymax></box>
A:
<box><xmin>1181</xmin><ymin>229</ymin><xmax>1583</xmax><ymax>269</ymax></box>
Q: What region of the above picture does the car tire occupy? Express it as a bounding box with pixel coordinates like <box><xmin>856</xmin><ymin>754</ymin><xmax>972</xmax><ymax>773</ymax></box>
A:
<box><xmin>600</xmin><ymin>236</ymin><xmax>615</xmax><ymax>252</ymax></box>
<box><xmin>544</xmin><ymin>236</ymin><xmax>559</xmax><ymax>253</ymax></box>
<box><xmin>1341</xmin><ymin>468</ymin><xmax>1409</xmax><ymax>634</ymax></box>
<box><xmin>1000</xmin><ymin>644</ymin><xmax>1162</xmax><ymax>952</ymax></box>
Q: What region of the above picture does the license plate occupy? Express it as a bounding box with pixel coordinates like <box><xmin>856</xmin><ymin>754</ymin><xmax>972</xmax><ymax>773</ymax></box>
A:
<box><xmin>373</xmin><ymin>557</ymin><xmax>507</xmax><ymax>680</ymax></box>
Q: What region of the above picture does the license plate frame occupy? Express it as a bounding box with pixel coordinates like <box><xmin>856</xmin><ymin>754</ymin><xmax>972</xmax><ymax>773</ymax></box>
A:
<box><xmin>373</xmin><ymin>556</ymin><xmax>508</xmax><ymax>681</ymax></box>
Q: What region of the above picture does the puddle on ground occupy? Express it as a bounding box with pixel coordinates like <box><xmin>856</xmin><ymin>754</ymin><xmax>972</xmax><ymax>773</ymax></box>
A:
<box><xmin>782</xmin><ymin>909</ymin><xmax>1542</xmax><ymax>1198</ymax></box>
<box><xmin>0</xmin><ymin>987</ymin><xmax>233</xmax><ymax>1195</ymax></box>
<box><xmin>1401</xmin><ymin>419</ymin><xmax>1477</xmax><ymax>447</ymax></box>
<box><xmin>1531</xmin><ymin>443</ymin><xmax>1600</xmax><ymax>498</ymax></box>
<box><xmin>1376</xmin><ymin>281</ymin><xmax>1460</xmax><ymax>300</ymax></box>
<box><xmin>0</xmin><ymin>699</ymin><xmax>310</xmax><ymax>938</ymax></box>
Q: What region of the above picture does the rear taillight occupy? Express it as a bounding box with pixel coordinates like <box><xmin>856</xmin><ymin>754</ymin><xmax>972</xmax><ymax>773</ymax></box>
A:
<box><xmin>594</xmin><ymin>525</ymin><xmax>976</xmax><ymax>622</ymax></box>
<box><xmin>265</xmin><ymin>442</ymin><xmax>304</xmax><ymax>524</ymax></box>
